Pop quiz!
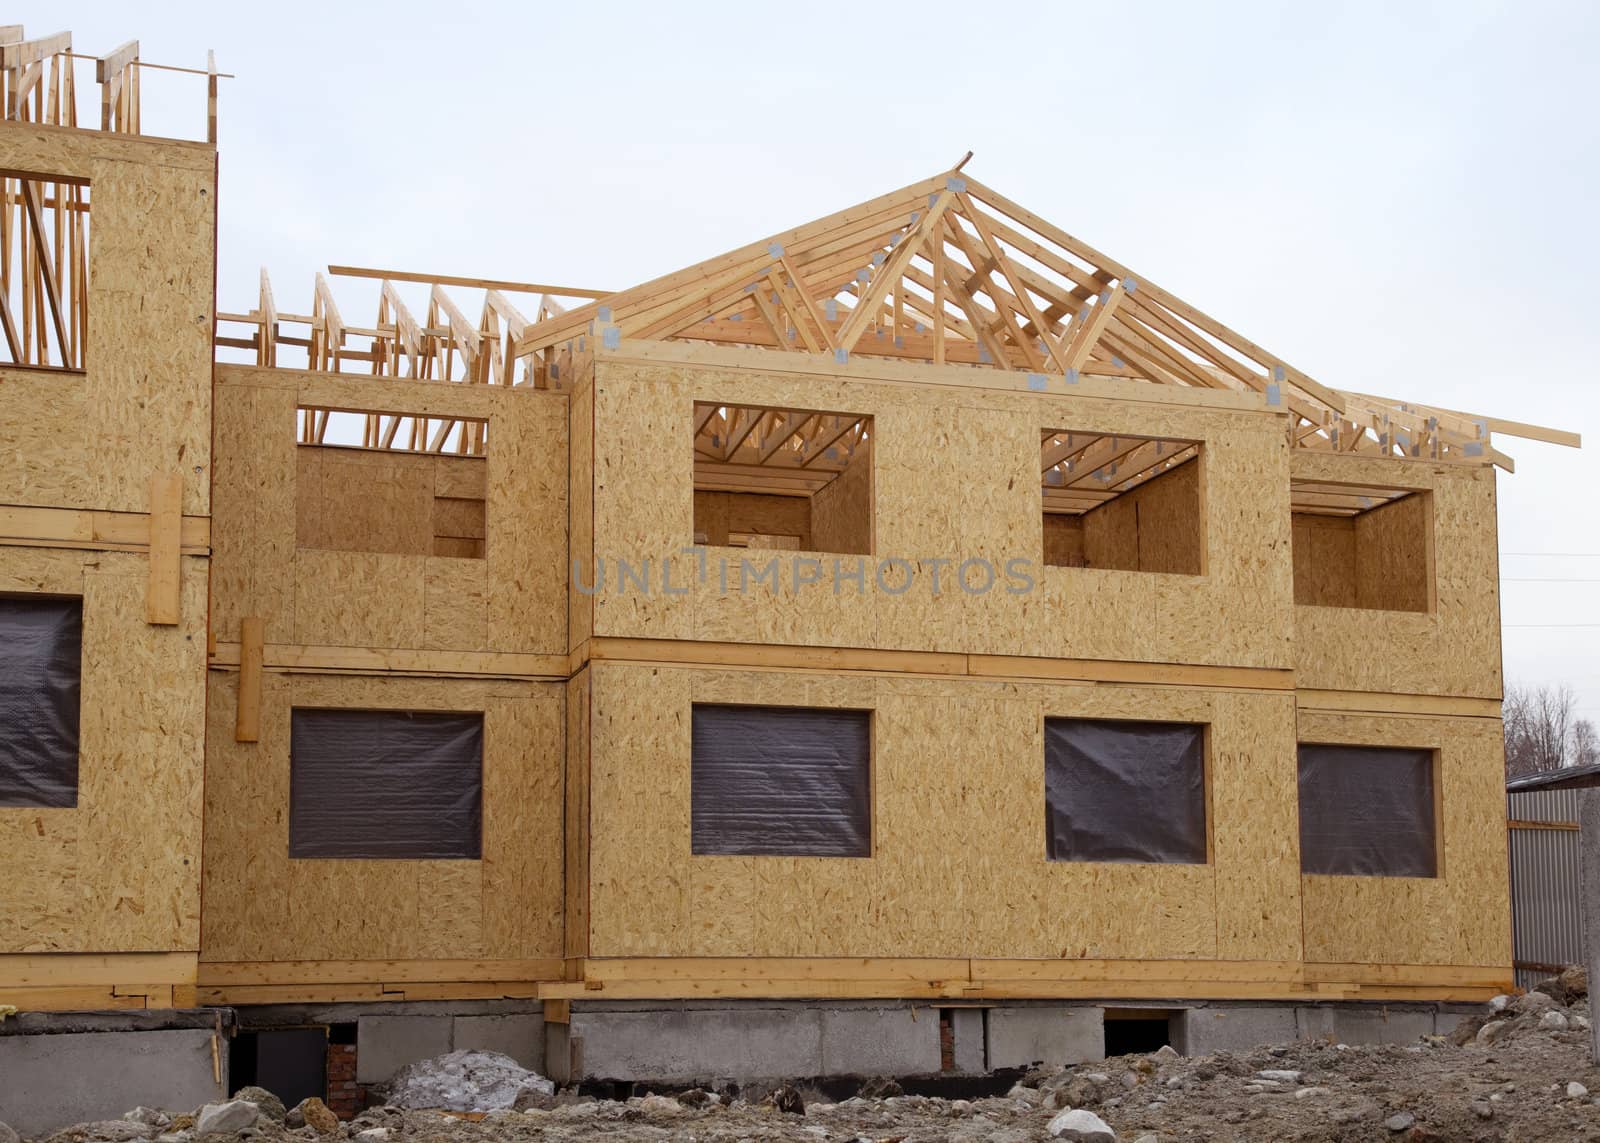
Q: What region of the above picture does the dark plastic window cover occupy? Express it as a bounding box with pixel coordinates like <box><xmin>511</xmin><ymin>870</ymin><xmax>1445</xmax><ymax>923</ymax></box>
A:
<box><xmin>289</xmin><ymin>708</ymin><xmax>483</xmax><ymax>859</ymax></box>
<box><xmin>1298</xmin><ymin>744</ymin><xmax>1436</xmax><ymax>877</ymax></box>
<box><xmin>1044</xmin><ymin>718</ymin><xmax>1206</xmax><ymax>864</ymax></box>
<box><xmin>691</xmin><ymin>704</ymin><xmax>871</xmax><ymax>857</ymax></box>
<box><xmin>0</xmin><ymin>595</ymin><xmax>82</xmax><ymax>808</ymax></box>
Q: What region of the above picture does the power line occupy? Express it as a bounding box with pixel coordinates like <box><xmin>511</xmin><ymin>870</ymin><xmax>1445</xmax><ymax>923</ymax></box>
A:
<box><xmin>1502</xmin><ymin>577</ymin><xmax>1600</xmax><ymax>583</ymax></box>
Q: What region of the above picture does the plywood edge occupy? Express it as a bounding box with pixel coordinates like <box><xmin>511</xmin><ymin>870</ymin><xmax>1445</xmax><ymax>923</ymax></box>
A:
<box><xmin>587</xmin><ymin>637</ymin><xmax>967</xmax><ymax>677</ymax></box>
<box><xmin>0</xmin><ymin>503</ymin><xmax>210</xmax><ymax>553</ymax></box>
<box><xmin>581</xmin><ymin>639</ymin><xmax>1294</xmax><ymax>691</ymax></box>
<box><xmin>195</xmin><ymin>958</ymin><xmax>563</xmax><ymax>986</ymax></box>
<box><xmin>971</xmin><ymin>655</ymin><xmax>1294</xmax><ymax>691</ymax></box>
<box><xmin>185</xmin><ymin>956</ymin><xmax>1510</xmax><ymax>1005</ymax></box>
<box><xmin>0</xmin><ymin>986</ymin><xmax>176</xmax><ymax>1012</ymax></box>
<box><xmin>0</xmin><ymin>952</ymin><xmax>198</xmax><ymax>988</ymax></box>
<box><xmin>0</xmin><ymin>120</ymin><xmax>218</xmax><ymax>168</ymax></box>
<box><xmin>210</xmin><ymin>642</ymin><xmax>567</xmax><ymax>681</ymax></box>
<box><xmin>217</xmin><ymin>363</ymin><xmax>565</xmax><ymax>419</ymax></box>
<box><xmin>195</xmin><ymin>982</ymin><xmax>544</xmax><ymax>1006</ymax></box>
<box><xmin>541</xmin><ymin>957</ymin><xmax>1509</xmax><ymax>1003</ymax></box>
<box><xmin>1297</xmin><ymin>689</ymin><xmax>1502</xmax><ymax>718</ymax></box>
<box><xmin>599</xmin><ymin>339</ymin><xmax>1280</xmax><ymax>415</ymax></box>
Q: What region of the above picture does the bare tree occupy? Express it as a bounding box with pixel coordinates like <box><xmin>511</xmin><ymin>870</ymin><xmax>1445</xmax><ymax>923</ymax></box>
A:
<box><xmin>1572</xmin><ymin>719</ymin><xmax>1600</xmax><ymax>768</ymax></box>
<box><xmin>1504</xmin><ymin>683</ymin><xmax>1579</xmax><ymax>777</ymax></box>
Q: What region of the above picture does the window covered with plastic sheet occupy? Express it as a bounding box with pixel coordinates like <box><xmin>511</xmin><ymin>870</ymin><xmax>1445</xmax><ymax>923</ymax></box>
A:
<box><xmin>0</xmin><ymin>595</ymin><xmax>82</xmax><ymax>807</ymax></box>
<box><xmin>289</xmin><ymin>709</ymin><xmax>483</xmax><ymax>859</ymax></box>
<box><xmin>691</xmin><ymin>704</ymin><xmax>871</xmax><ymax>857</ymax></box>
<box><xmin>1297</xmin><ymin>744</ymin><xmax>1436</xmax><ymax>877</ymax></box>
<box><xmin>1044</xmin><ymin>718</ymin><xmax>1207</xmax><ymax>864</ymax></box>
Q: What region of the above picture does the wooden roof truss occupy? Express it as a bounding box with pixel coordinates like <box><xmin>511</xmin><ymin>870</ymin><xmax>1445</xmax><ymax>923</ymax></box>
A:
<box><xmin>215</xmin><ymin>266</ymin><xmax>605</xmax><ymax>393</ymax></box>
<box><xmin>692</xmin><ymin>401</ymin><xmax>870</xmax><ymax>496</ymax></box>
<box><xmin>511</xmin><ymin>164</ymin><xmax>1575</xmax><ymax>471</ymax></box>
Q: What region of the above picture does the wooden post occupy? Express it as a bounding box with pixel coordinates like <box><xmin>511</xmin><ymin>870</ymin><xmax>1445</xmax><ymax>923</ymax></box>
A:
<box><xmin>235</xmin><ymin>617</ymin><xmax>264</xmax><ymax>743</ymax></box>
<box><xmin>145</xmin><ymin>473</ymin><xmax>182</xmax><ymax>624</ymax></box>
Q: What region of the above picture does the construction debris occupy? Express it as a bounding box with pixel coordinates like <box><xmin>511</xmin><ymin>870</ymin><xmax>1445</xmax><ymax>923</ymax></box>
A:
<box><xmin>381</xmin><ymin>1050</ymin><xmax>555</xmax><ymax>1112</ymax></box>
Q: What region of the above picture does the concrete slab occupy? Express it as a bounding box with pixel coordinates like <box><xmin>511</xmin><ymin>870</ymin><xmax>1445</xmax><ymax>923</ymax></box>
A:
<box><xmin>452</xmin><ymin>1014</ymin><xmax>545</xmax><ymax>1074</ymax></box>
<box><xmin>356</xmin><ymin>1015</ymin><xmax>453</xmax><ymax>1084</ymax></box>
<box><xmin>1295</xmin><ymin>1006</ymin><xmax>1435</xmax><ymax>1046</ymax></box>
<box><xmin>1179</xmin><ymin>1005</ymin><xmax>1298</xmax><ymax>1054</ymax></box>
<box><xmin>571</xmin><ymin>1007</ymin><xmax>824</xmax><ymax>1083</ymax></box>
<box><xmin>818</xmin><ymin>1007</ymin><xmax>940</xmax><ymax>1076</ymax></box>
<box><xmin>0</xmin><ymin>1029</ymin><xmax>225</xmax><ymax>1137</ymax></box>
<box><xmin>985</xmin><ymin>1006</ymin><xmax>1103</xmax><ymax>1068</ymax></box>
<box><xmin>949</xmin><ymin>1009</ymin><xmax>986</xmax><ymax>1073</ymax></box>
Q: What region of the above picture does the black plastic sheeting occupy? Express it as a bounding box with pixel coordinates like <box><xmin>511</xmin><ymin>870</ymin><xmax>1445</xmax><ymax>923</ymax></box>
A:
<box><xmin>1044</xmin><ymin>718</ymin><xmax>1206</xmax><ymax>864</ymax></box>
<box><xmin>289</xmin><ymin>709</ymin><xmax>483</xmax><ymax>859</ymax></box>
<box><xmin>691</xmin><ymin>704</ymin><xmax>871</xmax><ymax>857</ymax></box>
<box><xmin>1298</xmin><ymin>744</ymin><xmax>1436</xmax><ymax>877</ymax></box>
<box><xmin>0</xmin><ymin>596</ymin><xmax>82</xmax><ymax>808</ymax></box>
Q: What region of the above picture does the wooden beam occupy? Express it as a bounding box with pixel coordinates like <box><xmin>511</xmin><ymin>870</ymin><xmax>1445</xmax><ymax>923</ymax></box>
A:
<box><xmin>1062</xmin><ymin>281</ymin><xmax>1125</xmax><ymax>372</ymax></box>
<box><xmin>330</xmin><ymin>265</ymin><xmax>609</xmax><ymax>299</ymax></box>
<box><xmin>18</xmin><ymin>179</ymin><xmax>70</xmax><ymax>365</ymax></box>
<box><xmin>235</xmin><ymin>617</ymin><xmax>263</xmax><ymax>742</ymax></box>
<box><xmin>145</xmin><ymin>473</ymin><xmax>182</xmax><ymax>625</ymax></box>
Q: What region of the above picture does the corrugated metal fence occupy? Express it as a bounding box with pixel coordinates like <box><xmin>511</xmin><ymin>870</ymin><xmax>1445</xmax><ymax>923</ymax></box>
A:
<box><xmin>1507</xmin><ymin>786</ymin><xmax>1584</xmax><ymax>991</ymax></box>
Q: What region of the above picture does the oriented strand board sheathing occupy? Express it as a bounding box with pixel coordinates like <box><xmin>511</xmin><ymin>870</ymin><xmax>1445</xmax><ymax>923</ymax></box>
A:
<box><xmin>485</xmin><ymin>383</ymin><xmax>568</xmax><ymax>655</ymax></box>
<box><xmin>568</xmin><ymin>372</ymin><xmax>595</xmax><ymax>651</ymax></box>
<box><xmin>809</xmin><ymin>451</ymin><xmax>873</xmax><ymax>555</ymax></box>
<box><xmin>212</xmin><ymin>377</ymin><xmax>299</xmax><ymax>644</ymax></box>
<box><xmin>0</xmin><ymin>126</ymin><xmax>216</xmax><ymax>517</ymax></box>
<box><xmin>692</xmin><ymin>491</ymin><xmax>813</xmax><ymax>548</ymax></box>
<box><xmin>586</xmin><ymin>661</ymin><xmax>1309</xmax><ymax>964</ymax></box>
<box><xmin>590</xmin><ymin>354</ymin><xmax>1295</xmax><ymax>668</ymax></box>
<box><xmin>565</xmin><ymin>669</ymin><xmax>592</xmax><ymax>959</ymax></box>
<box><xmin>1297</xmin><ymin>710</ymin><xmax>1511</xmax><ymax>967</ymax></box>
<box><xmin>1291</xmin><ymin>514</ymin><xmax>1357</xmax><ymax>607</ymax></box>
<box><xmin>1042</xmin><ymin>514</ymin><xmax>1086</xmax><ymax>567</ymax></box>
<box><xmin>0</xmin><ymin>547</ymin><xmax>207</xmax><ymax>953</ymax></box>
<box><xmin>1354</xmin><ymin>493</ymin><xmax>1431</xmax><ymax>613</ymax></box>
<box><xmin>213</xmin><ymin>366</ymin><xmax>568</xmax><ymax>658</ymax></box>
<box><xmin>296</xmin><ymin>450</ymin><xmax>436</xmax><ymax>557</ymax></box>
<box><xmin>1292</xmin><ymin>454</ymin><xmax>1500</xmax><ymax>698</ymax></box>
<box><xmin>200</xmin><ymin>673</ymin><xmax>563</xmax><ymax>963</ymax></box>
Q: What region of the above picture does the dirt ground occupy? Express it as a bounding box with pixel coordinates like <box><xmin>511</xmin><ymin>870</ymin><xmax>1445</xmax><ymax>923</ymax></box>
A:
<box><xmin>36</xmin><ymin>978</ymin><xmax>1600</xmax><ymax>1143</ymax></box>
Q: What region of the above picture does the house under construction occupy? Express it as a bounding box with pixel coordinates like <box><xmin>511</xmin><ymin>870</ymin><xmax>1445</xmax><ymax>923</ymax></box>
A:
<box><xmin>0</xmin><ymin>27</ymin><xmax>1580</xmax><ymax>1130</ymax></box>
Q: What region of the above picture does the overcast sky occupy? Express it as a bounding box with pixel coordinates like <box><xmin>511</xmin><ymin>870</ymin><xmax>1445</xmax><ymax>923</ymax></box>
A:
<box><xmin>40</xmin><ymin>0</ymin><xmax>1600</xmax><ymax>724</ymax></box>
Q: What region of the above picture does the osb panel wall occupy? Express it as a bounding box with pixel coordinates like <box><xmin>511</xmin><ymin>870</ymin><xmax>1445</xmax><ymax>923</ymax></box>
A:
<box><xmin>565</xmin><ymin>668</ymin><xmax>591</xmax><ymax>960</ymax></box>
<box><xmin>589</xmin><ymin>355</ymin><xmax>1292</xmax><ymax>668</ymax></box>
<box><xmin>569</xmin><ymin>372</ymin><xmax>595</xmax><ymax>651</ymax></box>
<box><xmin>810</xmin><ymin>452</ymin><xmax>873</xmax><ymax>556</ymax></box>
<box><xmin>692</xmin><ymin>492</ymin><xmax>811</xmax><ymax>548</ymax></box>
<box><xmin>1291</xmin><ymin>515</ymin><xmax>1356</xmax><ymax>607</ymax></box>
<box><xmin>1293</xmin><ymin>454</ymin><xmax>1499</xmax><ymax>698</ymax></box>
<box><xmin>297</xmin><ymin>448</ymin><xmax>487</xmax><ymax>559</ymax></box>
<box><xmin>0</xmin><ymin>547</ymin><xmax>207</xmax><ymax>952</ymax></box>
<box><xmin>1355</xmin><ymin>493</ymin><xmax>1431</xmax><ymax>613</ymax></box>
<box><xmin>201</xmin><ymin>673</ymin><xmax>563</xmax><ymax>962</ymax></box>
<box><xmin>213</xmin><ymin>367</ymin><xmax>567</xmax><ymax>654</ymax></box>
<box><xmin>1043</xmin><ymin>515</ymin><xmax>1086</xmax><ymax>567</ymax></box>
<box><xmin>0</xmin><ymin>125</ymin><xmax>215</xmax><ymax>516</ymax></box>
<box><xmin>583</xmin><ymin>661</ymin><xmax>1302</xmax><ymax>962</ymax></box>
<box><xmin>1079</xmin><ymin>459</ymin><xmax>1202</xmax><ymax>574</ymax></box>
<box><xmin>1297</xmin><ymin>709</ymin><xmax>1510</xmax><ymax>966</ymax></box>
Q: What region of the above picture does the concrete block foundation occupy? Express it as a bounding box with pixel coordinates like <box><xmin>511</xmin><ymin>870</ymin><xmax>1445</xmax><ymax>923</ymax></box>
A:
<box><xmin>0</xmin><ymin>1028</ymin><xmax>226</xmax><ymax>1138</ymax></box>
<box><xmin>985</xmin><ymin>1005</ymin><xmax>1105</xmax><ymax>1069</ymax></box>
<box><xmin>355</xmin><ymin>1015</ymin><xmax>453</xmax><ymax>1084</ymax></box>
